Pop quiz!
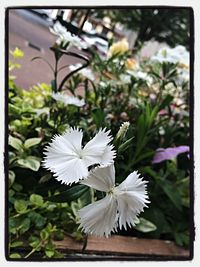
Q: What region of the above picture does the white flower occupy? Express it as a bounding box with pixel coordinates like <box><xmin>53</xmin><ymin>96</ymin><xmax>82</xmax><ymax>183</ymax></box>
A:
<box><xmin>151</xmin><ymin>45</ymin><xmax>189</xmax><ymax>67</ymax></box>
<box><xmin>127</xmin><ymin>70</ymin><xmax>153</xmax><ymax>86</ymax></box>
<box><xmin>50</xmin><ymin>21</ymin><xmax>87</xmax><ymax>49</ymax></box>
<box><xmin>69</xmin><ymin>64</ymin><xmax>95</xmax><ymax>81</ymax></box>
<box><xmin>79</xmin><ymin>164</ymin><xmax>149</xmax><ymax>237</ymax></box>
<box><xmin>43</xmin><ymin>128</ymin><xmax>116</xmax><ymax>185</ymax></box>
<box><xmin>119</xmin><ymin>74</ymin><xmax>131</xmax><ymax>84</ymax></box>
<box><xmin>52</xmin><ymin>92</ymin><xmax>85</xmax><ymax>107</ymax></box>
<box><xmin>151</xmin><ymin>45</ymin><xmax>189</xmax><ymax>85</ymax></box>
<box><xmin>176</xmin><ymin>68</ymin><xmax>189</xmax><ymax>85</ymax></box>
<box><xmin>35</xmin><ymin>107</ymin><xmax>50</xmax><ymax>116</ymax></box>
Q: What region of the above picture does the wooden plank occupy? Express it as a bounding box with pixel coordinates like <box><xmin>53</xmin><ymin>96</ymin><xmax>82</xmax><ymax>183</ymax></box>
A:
<box><xmin>53</xmin><ymin>235</ymin><xmax>190</xmax><ymax>257</ymax></box>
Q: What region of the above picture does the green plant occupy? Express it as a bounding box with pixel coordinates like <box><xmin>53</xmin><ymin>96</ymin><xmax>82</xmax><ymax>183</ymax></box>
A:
<box><xmin>7</xmin><ymin>28</ymin><xmax>190</xmax><ymax>258</ymax></box>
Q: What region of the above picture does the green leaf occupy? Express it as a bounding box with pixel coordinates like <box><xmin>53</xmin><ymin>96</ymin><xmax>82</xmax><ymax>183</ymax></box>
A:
<box><xmin>17</xmin><ymin>156</ymin><xmax>40</xmax><ymax>171</ymax></box>
<box><xmin>92</xmin><ymin>108</ymin><xmax>105</xmax><ymax>128</ymax></box>
<box><xmin>40</xmin><ymin>229</ymin><xmax>49</xmax><ymax>240</ymax></box>
<box><xmin>174</xmin><ymin>232</ymin><xmax>189</xmax><ymax>247</ymax></box>
<box><xmin>9</xmin><ymin>151</ymin><xmax>17</xmax><ymax>165</ymax></box>
<box><xmin>149</xmin><ymin>106</ymin><xmax>158</xmax><ymax>126</ymax></box>
<box><xmin>54</xmin><ymin>230</ymin><xmax>64</xmax><ymax>241</ymax></box>
<box><xmin>71</xmin><ymin>201</ymin><xmax>83</xmax><ymax>218</ymax></box>
<box><xmin>143</xmin><ymin>208</ymin><xmax>171</xmax><ymax>237</ymax></box>
<box><xmin>158</xmin><ymin>180</ymin><xmax>183</xmax><ymax>211</ymax></box>
<box><xmin>24</xmin><ymin>137</ymin><xmax>42</xmax><ymax>149</ymax></box>
<box><xmin>133</xmin><ymin>150</ymin><xmax>154</xmax><ymax>164</ymax></box>
<box><xmin>19</xmin><ymin>218</ymin><xmax>31</xmax><ymax>234</ymax></box>
<box><xmin>46</xmin><ymin>185</ymin><xmax>89</xmax><ymax>203</ymax></box>
<box><xmin>9</xmin><ymin>170</ymin><xmax>15</xmax><ymax>187</ymax></box>
<box><xmin>9</xmin><ymin>135</ymin><xmax>23</xmax><ymax>151</ymax></box>
<box><xmin>12</xmin><ymin>183</ymin><xmax>23</xmax><ymax>192</ymax></box>
<box><xmin>9</xmin><ymin>253</ymin><xmax>21</xmax><ymax>259</ymax></box>
<box><xmin>118</xmin><ymin>137</ymin><xmax>134</xmax><ymax>153</ymax></box>
<box><xmin>177</xmin><ymin>177</ymin><xmax>190</xmax><ymax>208</ymax></box>
<box><xmin>10</xmin><ymin>241</ymin><xmax>23</xmax><ymax>248</ymax></box>
<box><xmin>159</xmin><ymin>95</ymin><xmax>173</xmax><ymax>109</ymax></box>
<box><xmin>134</xmin><ymin>217</ymin><xmax>157</xmax><ymax>233</ymax></box>
<box><xmin>136</xmin><ymin>114</ymin><xmax>146</xmax><ymax>146</ymax></box>
<box><xmin>8</xmin><ymin>103</ymin><xmax>22</xmax><ymax>116</ymax></box>
<box><xmin>45</xmin><ymin>250</ymin><xmax>55</xmax><ymax>258</ymax></box>
<box><xmin>29</xmin><ymin>236</ymin><xmax>40</xmax><ymax>248</ymax></box>
<box><xmin>39</xmin><ymin>174</ymin><xmax>52</xmax><ymax>184</ymax></box>
<box><xmin>9</xmin><ymin>218</ymin><xmax>17</xmax><ymax>234</ymax></box>
<box><xmin>14</xmin><ymin>199</ymin><xmax>28</xmax><ymax>214</ymax></box>
<box><xmin>28</xmin><ymin>211</ymin><xmax>46</xmax><ymax>228</ymax></box>
<box><xmin>30</xmin><ymin>194</ymin><xmax>44</xmax><ymax>206</ymax></box>
<box><xmin>46</xmin><ymin>222</ymin><xmax>54</xmax><ymax>231</ymax></box>
<box><xmin>141</xmin><ymin>166</ymin><xmax>160</xmax><ymax>180</ymax></box>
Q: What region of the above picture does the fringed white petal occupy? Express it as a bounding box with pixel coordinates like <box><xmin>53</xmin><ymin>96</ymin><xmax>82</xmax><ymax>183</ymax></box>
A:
<box><xmin>53</xmin><ymin>158</ymin><xmax>88</xmax><ymax>185</ymax></box>
<box><xmin>115</xmin><ymin>171</ymin><xmax>150</xmax><ymax>230</ymax></box>
<box><xmin>62</xmin><ymin>128</ymin><xmax>83</xmax><ymax>153</ymax></box>
<box><xmin>79</xmin><ymin>195</ymin><xmax>118</xmax><ymax>237</ymax></box>
<box><xmin>43</xmin><ymin>154</ymin><xmax>88</xmax><ymax>185</ymax></box>
<box><xmin>81</xmin><ymin>164</ymin><xmax>115</xmax><ymax>192</ymax></box>
<box><xmin>43</xmin><ymin>128</ymin><xmax>87</xmax><ymax>184</ymax></box>
<box><xmin>83</xmin><ymin>129</ymin><xmax>114</xmax><ymax>167</ymax></box>
<box><xmin>43</xmin><ymin>128</ymin><xmax>115</xmax><ymax>184</ymax></box>
<box><xmin>116</xmin><ymin>193</ymin><xmax>143</xmax><ymax>230</ymax></box>
<box><xmin>100</xmin><ymin>145</ymin><xmax>116</xmax><ymax>166</ymax></box>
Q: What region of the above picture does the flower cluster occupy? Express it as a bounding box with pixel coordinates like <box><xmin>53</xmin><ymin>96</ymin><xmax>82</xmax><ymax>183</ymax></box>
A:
<box><xmin>80</xmin><ymin>164</ymin><xmax>149</xmax><ymax>237</ymax></box>
<box><xmin>151</xmin><ymin>45</ymin><xmax>189</xmax><ymax>85</ymax></box>
<box><xmin>151</xmin><ymin>45</ymin><xmax>189</xmax><ymax>67</ymax></box>
<box><xmin>52</xmin><ymin>92</ymin><xmax>85</xmax><ymax>107</ymax></box>
<box><xmin>50</xmin><ymin>21</ymin><xmax>87</xmax><ymax>49</ymax></box>
<box><xmin>43</xmin><ymin>127</ymin><xmax>149</xmax><ymax>237</ymax></box>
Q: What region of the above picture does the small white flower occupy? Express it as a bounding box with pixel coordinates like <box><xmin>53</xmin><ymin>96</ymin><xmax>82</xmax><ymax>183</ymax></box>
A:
<box><xmin>52</xmin><ymin>92</ymin><xmax>85</xmax><ymax>107</ymax></box>
<box><xmin>35</xmin><ymin>107</ymin><xmax>50</xmax><ymax>116</ymax></box>
<box><xmin>119</xmin><ymin>74</ymin><xmax>131</xmax><ymax>84</ymax></box>
<box><xmin>176</xmin><ymin>68</ymin><xmax>189</xmax><ymax>85</ymax></box>
<box><xmin>69</xmin><ymin>64</ymin><xmax>95</xmax><ymax>81</ymax></box>
<box><xmin>151</xmin><ymin>45</ymin><xmax>189</xmax><ymax>67</ymax></box>
<box><xmin>43</xmin><ymin>128</ymin><xmax>116</xmax><ymax>184</ymax></box>
<box><xmin>50</xmin><ymin>21</ymin><xmax>87</xmax><ymax>49</ymax></box>
<box><xmin>127</xmin><ymin>70</ymin><xmax>153</xmax><ymax>86</ymax></box>
<box><xmin>79</xmin><ymin>164</ymin><xmax>149</xmax><ymax>237</ymax></box>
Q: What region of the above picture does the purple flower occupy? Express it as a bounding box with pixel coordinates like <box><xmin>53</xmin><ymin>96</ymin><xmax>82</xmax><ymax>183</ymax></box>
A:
<box><xmin>152</xmin><ymin>146</ymin><xmax>190</xmax><ymax>164</ymax></box>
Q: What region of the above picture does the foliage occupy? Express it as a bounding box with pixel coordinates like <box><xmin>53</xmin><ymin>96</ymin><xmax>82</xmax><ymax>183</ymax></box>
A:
<box><xmin>7</xmin><ymin>27</ymin><xmax>190</xmax><ymax>259</ymax></box>
<box><xmin>91</xmin><ymin>8</ymin><xmax>190</xmax><ymax>50</ymax></box>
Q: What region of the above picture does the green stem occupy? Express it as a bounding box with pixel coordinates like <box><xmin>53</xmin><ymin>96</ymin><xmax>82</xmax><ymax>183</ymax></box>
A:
<box><xmin>54</xmin><ymin>58</ymin><xmax>58</xmax><ymax>93</ymax></box>
<box><xmin>88</xmin><ymin>79</ymin><xmax>98</xmax><ymax>104</ymax></box>
<box><xmin>24</xmin><ymin>242</ymin><xmax>42</xmax><ymax>258</ymax></box>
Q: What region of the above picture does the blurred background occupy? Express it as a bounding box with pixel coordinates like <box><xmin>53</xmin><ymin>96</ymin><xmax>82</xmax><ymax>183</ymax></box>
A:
<box><xmin>9</xmin><ymin>8</ymin><xmax>190</xmax><ymax>89</ymax></box>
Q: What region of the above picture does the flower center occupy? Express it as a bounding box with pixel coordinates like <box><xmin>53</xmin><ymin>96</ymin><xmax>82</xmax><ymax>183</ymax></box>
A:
<box><xmin>76</xmin><ymin>149</ymin><xmax>84</xmax><ymax>159</ymax></box>
<box><xmin>108</xmin><ymin>186</ymin><xmax>120</xmax><ymax>196</ymax></box>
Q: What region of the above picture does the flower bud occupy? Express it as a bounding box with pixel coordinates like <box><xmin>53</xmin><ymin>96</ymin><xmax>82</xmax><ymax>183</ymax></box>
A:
<box><xmin>116</xmin><ymin>121</ymin><xmax>130</xmax><ymax>140</ymax></box>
